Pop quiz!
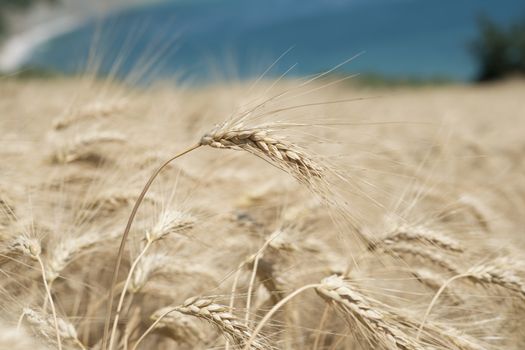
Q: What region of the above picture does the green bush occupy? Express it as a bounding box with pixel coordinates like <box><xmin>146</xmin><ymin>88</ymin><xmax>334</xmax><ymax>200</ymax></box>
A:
<box><xmin>470</xmin><ymin>15</ymin><xmax>525</xmax><ymax>81</ymax></box>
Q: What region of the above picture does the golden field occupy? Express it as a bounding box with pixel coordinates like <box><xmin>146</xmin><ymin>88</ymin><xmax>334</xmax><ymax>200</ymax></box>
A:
<box><xmin>0</xmin><ymin>76</ymin><xmax>524</xmax><ymax>349</ymax></box>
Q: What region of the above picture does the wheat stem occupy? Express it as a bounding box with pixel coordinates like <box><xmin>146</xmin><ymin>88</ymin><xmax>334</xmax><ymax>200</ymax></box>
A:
<box><xmin>108</xmin><ymin>240</ymin><xmax>153</xmax><ymax>350</ymax></box>
<box><xmin>416</xmin><ymin>273</ymin><xmax>468</xmax><ymax>340</ymax></box>
<box><xmin>312</xmin><ymin>304</ymin><xmax>330</xmax><ymax>350</ymax></box>
<box><xmin>37</xmin><ymin>256</ymin><xmax>63</xmax><ymax>350</ymax></box>
<box><xmin>245</xmin><ymin>239</ymin><xmax>272</xmax><ymax>325</ymax></box>
<box><xmin>244</xmin><ymin>283</ymin><xmax>320</xmax><ymax>350</ymax></box>
<box><xmin>131</xmin><ymin>307</ymin><xmax>176</xmax><ymax>350</ymax></box>
<box><xmin>102</xmin><ymin>143</ymin><xmax>201</xmax><ymax>350</ymax></box>
<box><xmin>226</xmin><ymin>261</ymin><xmax>245</xmax><ymax>350</ymax></box>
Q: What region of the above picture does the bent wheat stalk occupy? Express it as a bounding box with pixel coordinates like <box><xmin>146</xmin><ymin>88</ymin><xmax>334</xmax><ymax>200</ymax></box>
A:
<box><xmin>102</xmin><ymin>144</ymin><xmax>201</xmax><ymax>350</ymax></box>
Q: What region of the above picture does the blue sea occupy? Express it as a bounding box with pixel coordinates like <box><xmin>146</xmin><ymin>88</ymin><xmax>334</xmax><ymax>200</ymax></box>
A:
<box><xmin>27</xmin><ymin>0</ymin><xmax>525</xmax><ymax>83</ymax></box>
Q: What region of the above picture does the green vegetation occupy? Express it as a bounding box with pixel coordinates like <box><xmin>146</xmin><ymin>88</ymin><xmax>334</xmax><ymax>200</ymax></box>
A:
<box><xmin>470</xmin><ymin>15</ymin><xmax>525</xmax><ymax>82</ymax></box>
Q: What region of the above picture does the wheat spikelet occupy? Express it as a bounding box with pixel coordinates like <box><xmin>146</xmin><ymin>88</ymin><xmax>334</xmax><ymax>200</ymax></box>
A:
<box><xmin>316</xmin><ymin>275</ymin><xmax>484</xmax><ymax>350</ymax></box>
<box><xmin>371</xmin><ymin>223</ymin><xmax>463</xmax><ymax>253</ymax></box>
<box><xmin>9</xmin><ymin>236</ymin><xmax>42</xmax><ymax>260</ymax></box>
<box><xmin>53</xmin><ymin>100</ymin><xmax>127</xmax><ymax>130</ymax></box>
<box><xmin>23</xmin><ymin>308</ymin><xmax>85</xmax><ymax>348</ymax></box>
<box><xmin>388</xmin><ymin>244</ymin><xmax>462</xmax><ymax>274</ymax></box>
<box><xmin>44</xmin><ymin>230</ymin><xmax>110</xmax><ymax>283</ymax></box>
<box><xmin>173</xmin><ymin>296</ymin><xmax>267</xmax><ymax>349</ymax></box>
<box><xmin>145</xmin><ymin>210</ymin><xmax>195</xmax><ymax>242</ymax></box>
<box><xmin>467</xmin><ymin>258</ymin><xmax>525</xmax><ymax>298</ymax></box>
<box><xmin>51</xmin><ymin>131</ymin><xmax>126</xmax><ymax>164</ymax></box>
<box><xmin>316</xmin><ymin>275</ymin><xmax>424</xmax><ymax>350</ymax></box>
<box><xmin>200</xmin><ymin>127</ymin><xmax>324</xmax><ymax>182</ymax></box>
<box><xmin>150</xmin><ymin>307</ymin><xmax>207</xmax><ymax>344</ymax></box>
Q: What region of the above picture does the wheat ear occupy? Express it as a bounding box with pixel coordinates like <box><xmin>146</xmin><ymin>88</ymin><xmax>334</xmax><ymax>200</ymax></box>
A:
<box><xmin>466</xmin><ymin>258</ymin><xmax>525</xmax><ymax>298</ymax></box>
<box><xmin>22</xmin><ymin>308</ymin><xmax>86</xmax><ymax>350</ymax></box>
<box><xmin>173</xmin><ymin>297</ymin><xmax>268</xmax><ymax>350</ymax></box>
<box><xmin>388</xmin><ymin>244</ymin><xmax>462</xmax><ymax>274</ymax></box>
<box><xmin>370</xmin><ymin>224</ymin><xmax>463</xmax><ymax>252</ymax></box>
<box><xmin>200</xmin><ymin>127</ymin><xmax>324</xmax><ymax>181</ymax></box>
<box><xmin>316</xmin><ymin>275</ymin><xmax>423</xmax><ymax>350</ymax></box>
<box><xmin>11</xmin><ymin>236</ymin><xmax>62</xmax><ymax>350</ymax></box>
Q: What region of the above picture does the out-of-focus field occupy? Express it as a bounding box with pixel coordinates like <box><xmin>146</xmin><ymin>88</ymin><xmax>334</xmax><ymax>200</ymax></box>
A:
<box><xmin>0</xmin><ymin>77</ymin><xmax>524</xmax><ymax>349</ymax></box>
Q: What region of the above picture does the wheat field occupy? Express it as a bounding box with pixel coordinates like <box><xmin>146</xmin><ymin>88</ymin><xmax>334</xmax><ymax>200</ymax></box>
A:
<box><xmin>0</xmin><ymin>75</ymin><xmax>524</xmax><ymax>350</ymax></box>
